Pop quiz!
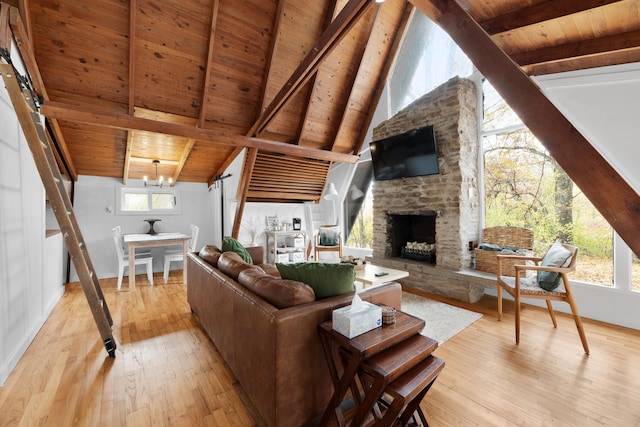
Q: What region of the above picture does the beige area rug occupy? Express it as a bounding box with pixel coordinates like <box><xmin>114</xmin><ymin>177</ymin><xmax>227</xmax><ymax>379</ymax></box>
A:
<box><xmin>401</xmin><ymin>292</ymin><xmax>483</xmax><ymax>345</ymax></box>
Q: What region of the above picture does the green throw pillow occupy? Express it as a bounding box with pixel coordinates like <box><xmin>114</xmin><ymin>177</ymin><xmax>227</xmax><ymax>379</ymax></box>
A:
<box><xmin>222</xmin><ymin>236</ymin><xmax>253</xmax><ymax>264</ymax></box>
<box><xmin>276</xmin><ymin>262</ymin><xmax>355</xmax><ymax>299</ymax></box>
<box><xmin>537</xmin><ymin>242</ymin><xmax>572</xmax><ymax>291</ymax></box>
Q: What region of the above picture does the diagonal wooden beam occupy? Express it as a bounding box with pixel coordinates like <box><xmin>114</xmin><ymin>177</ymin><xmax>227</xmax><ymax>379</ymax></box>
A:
<box><xmin>480</xmin><ymin>0</ymin><xmax>624</xmax><ymax>35</ymax></box>
<box><xmin>248</xmin><ymin>0</ymin><xmax>377</xmax><ymax>137</ymax></box>
<box><xmin>411</xmin><ymin>0</ymin><xmax>640</xmax><ymax>257</ymax></box>
<box><xmin>40</xmin><ymin>101</ymin><xmax>359</xmax><ymax>164</ymax></box>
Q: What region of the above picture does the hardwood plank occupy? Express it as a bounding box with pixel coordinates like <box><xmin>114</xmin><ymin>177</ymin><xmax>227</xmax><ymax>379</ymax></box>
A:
<box><xmin>2</xmin><ymin>274</ymin><xmax>640</xmax><ymax>425</ymax></box>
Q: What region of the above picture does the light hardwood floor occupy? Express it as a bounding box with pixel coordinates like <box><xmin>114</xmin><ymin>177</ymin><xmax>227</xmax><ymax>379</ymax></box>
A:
<box><xmin>1</xmin><ymin>273</ymin><xmax>640</xmax><ymax>426</ymax></box>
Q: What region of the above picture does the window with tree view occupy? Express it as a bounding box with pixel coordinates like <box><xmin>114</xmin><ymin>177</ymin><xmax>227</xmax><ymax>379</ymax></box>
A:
<box><xmin>483</xmin><ymin>80</ymin><xmax>614</xmax><ymax>286</ymax></box>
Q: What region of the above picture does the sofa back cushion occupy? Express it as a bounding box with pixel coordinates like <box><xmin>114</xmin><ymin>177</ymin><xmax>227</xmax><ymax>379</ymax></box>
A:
<box><xmin>218</xmin><ymin>251</ymin><xmax>260</xmax><ymax>280</ymax></box>
<box><xmin>276</xmin><ymin>262</ymin><xmax>355</xmax><ymax>299</ymax></box>
<box><xmin>238</xmin><ymin>268</ymin><xmax>315</xmax><ymax>309</ymax></box>
<box><xmin>198</xmin><ymin>245</ymin><xmax>223</xmax><ymax>267</ymax></box>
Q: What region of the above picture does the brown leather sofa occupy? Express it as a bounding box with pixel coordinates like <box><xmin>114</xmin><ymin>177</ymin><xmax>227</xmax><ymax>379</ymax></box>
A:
<box><xmin>187</xmin><ymin>246</ymin><xmax>402</xmax><ymax>427</ymax></box>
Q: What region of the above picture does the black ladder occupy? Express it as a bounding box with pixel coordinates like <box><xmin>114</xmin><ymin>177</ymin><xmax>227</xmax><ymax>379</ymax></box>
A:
<box><xmin>0</xmin><ymin>61</ymin><xmax>117</xmax><ymax>357</ymax></box>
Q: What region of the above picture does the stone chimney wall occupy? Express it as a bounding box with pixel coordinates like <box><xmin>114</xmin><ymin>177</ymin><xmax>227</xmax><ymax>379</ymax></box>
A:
<box><xmin>369</xmin><ymin>77</ymin><xmax>484</xmax><ymax>302</ymax></box>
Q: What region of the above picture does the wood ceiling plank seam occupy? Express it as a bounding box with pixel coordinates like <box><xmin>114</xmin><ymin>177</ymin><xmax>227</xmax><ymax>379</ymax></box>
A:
<box><xmin>123</xmin><ymin>0</ymin><xmax>136</xmax><ymax>184</ymax></box>
<box><xmin>249</xmin><ymin>0</ymin><xmax>377</xmax><ymax>137</ymax></box>
<box><xmin>480</xmin><ymin>0</ymin><xmax>625</xmax><ymax>36</ymax></box>
<box><xmin>295</xmin><ymin>0</ymin><xmax>340</xmax><ymax>145</ymax></box>
<box><xmin>324</xmin><ymin>3</ymin><xmax>380</xmax><ymax>152</ymax></box>
<box><xmin>6</xmin><ymin>4</ymin><xmax>78</xmax><ymax>180</ymax></box>
<box><xmin>510</xmin><ymin>29</ymin><xmax>640</xmax><ymax>67</ymax></box>
<box><xmin>413</xmin><ymin>0</ymin><xmax>640</xmax><ymax>259</ymax></box>
<box><xmin>352</xmin><ymin>1</ymin><xmax>414</xmax><ymax>156</ymax></box>
<box><xmin>39</xmin><ymin>101</ymin><xmax>359</xmax><ymax>163</ymax></box>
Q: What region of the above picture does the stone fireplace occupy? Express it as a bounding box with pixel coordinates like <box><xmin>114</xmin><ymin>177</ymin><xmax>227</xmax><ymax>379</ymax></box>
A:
<box><xmin>368</xmin><ymin>77</ymin><xmax>486</xmax><ymax>303</ymax></box>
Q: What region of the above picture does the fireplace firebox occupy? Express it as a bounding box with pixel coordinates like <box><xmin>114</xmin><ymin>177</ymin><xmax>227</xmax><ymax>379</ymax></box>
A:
<box><xmin>388</xmin><ymin>214</ymin><xmax>436</xmax><ymax>264</ymax></box>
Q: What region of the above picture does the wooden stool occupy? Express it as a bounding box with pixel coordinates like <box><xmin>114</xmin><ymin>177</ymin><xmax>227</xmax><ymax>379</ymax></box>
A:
<box><xmin>349</xmin><ymin>334</ymin><xmax>438</xmax><ymax>426</ymax></box>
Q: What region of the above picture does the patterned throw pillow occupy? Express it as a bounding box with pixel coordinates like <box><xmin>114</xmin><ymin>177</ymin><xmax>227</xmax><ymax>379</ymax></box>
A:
<box><xmin>537</xmin><ymin>242</ymin><xmax>572</xmax><ymax>291</ymax></box>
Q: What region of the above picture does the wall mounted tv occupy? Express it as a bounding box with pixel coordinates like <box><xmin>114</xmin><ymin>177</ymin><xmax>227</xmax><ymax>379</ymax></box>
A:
<box><xmin>369</xmin><ymin>125</ymin><xmax>439</xmax><ymax>181</ymax></box>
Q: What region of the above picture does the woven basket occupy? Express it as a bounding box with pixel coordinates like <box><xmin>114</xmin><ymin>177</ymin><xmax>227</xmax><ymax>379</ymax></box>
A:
<box><xmin>475</xmin><ymin>226</ymin><xmax>534</xmax><ymax>276</ymax></box>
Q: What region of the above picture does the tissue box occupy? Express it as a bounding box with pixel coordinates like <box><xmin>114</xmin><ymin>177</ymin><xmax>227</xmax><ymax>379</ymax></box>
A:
<box><xmin>332</xmin><ymin>301</ymin><xmax>382</xmax><ymax>338</ymax></box>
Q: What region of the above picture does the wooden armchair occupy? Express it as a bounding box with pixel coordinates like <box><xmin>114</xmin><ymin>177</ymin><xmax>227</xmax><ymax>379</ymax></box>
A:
<box><xmin>496</xmin><ymin>242</ymin><xmax>589</xmax><ymax>354</ymax></box>
<box><xmin>314</xmin><ymin>232</ymin><xmax>343</xmax><ymax>261</ymax></box>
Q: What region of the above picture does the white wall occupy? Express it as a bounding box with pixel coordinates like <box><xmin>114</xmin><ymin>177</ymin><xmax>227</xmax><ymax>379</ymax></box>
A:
<box><xmin>0</xmin><ymin>54</ymin><xmax>64</xmax><ymax>385</ymax></box>
<box><xmin>534</xmin><ymin>63</ymin><xmax>640</xmax><ymax>196</ymax></box>
<box><xmin>69</xmin><ymin>176</ymin><xmax>216</xmax><ymax>281</ymax></box>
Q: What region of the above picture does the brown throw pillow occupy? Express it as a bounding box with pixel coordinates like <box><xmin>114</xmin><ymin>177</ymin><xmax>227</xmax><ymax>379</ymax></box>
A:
<box><xmin>238</xmin><ymin>268</ymin><xmax>315</xmax><ymax>309</ymax></box>
<box><xmin>218</xmin><ymin>251</ymin><xmax>259</xmax><ymax>280</ymax></box>
<box><xmin>198</xmin><ymin>245</ymin><xmax>222</xmax><ymax>266</ymax></box>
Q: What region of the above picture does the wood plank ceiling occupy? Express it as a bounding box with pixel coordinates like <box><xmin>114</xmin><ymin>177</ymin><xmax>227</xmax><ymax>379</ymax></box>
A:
<box><xmin>2</xmin><ymin>0</ymin><xmax>640</xmax><ymax>251</ymax></box>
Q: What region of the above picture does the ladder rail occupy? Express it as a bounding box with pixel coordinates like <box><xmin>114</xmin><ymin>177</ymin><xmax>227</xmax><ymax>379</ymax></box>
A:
<box><xmin>0</xmin><ymin>63</ymin><xmax>116</xmax><ymax>357</ymax></box>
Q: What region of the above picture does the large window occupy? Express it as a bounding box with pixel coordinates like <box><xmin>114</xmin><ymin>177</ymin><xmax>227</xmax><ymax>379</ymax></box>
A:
<box><xmin>117</xmin><ymin>188</ymin><xmax>181</xmax><ymax>215</ymax></box>
<box><xmin>483</xmin><ymin>80</ymin><xmax>614</xmax><ymax>286</ymax></box>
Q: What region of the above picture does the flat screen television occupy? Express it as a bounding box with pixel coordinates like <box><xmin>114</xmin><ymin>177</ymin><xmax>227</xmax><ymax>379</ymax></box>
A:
<box><xmin>369</xmin><ymin>125</ymin><xmax>439</xmax><ymax>181</ymax></box>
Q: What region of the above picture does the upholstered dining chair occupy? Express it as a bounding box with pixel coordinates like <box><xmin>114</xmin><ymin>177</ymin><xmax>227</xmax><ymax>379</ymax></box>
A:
<box><xmin>112</xmin><ymin>227</ymin><xmax>154</xmax><ymax>290</ymax></box>
<box><xmin>163</xmin><ymin>224</ymin><xmax>199</xmax><ymax>283</ymax></box>
<box><xmin>496</xmin><ymin>242</ymin><xmax>589</xmax><ymax>354</ymax></box>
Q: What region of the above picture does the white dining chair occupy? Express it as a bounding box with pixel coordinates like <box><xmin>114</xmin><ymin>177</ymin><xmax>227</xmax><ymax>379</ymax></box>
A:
<box><xmin>163</xmin><ymin>224</ymin><xmax>199</xmax><ymax>283</ymax></box>
<box><xmin>113</xmin><ymin>225</ymin><xmax>151</xmax><ymax>256</ymax></box>
<box><xmin>112</xmin><ymin>227</ymin><xmax>154</xmax><ymax>290</ymax></box>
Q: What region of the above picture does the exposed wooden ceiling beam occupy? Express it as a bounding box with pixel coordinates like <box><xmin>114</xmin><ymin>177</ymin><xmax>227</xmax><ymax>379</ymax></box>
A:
<box><xmin>40</xmin><ymin>101</ymin><xmax>359</xmax><ymax>164</ymax></box>
<box><xmin>511</xmin><ymin>30</ymin><xmax>640</xmax><ymax>67</ymax></box>
<box><xmin>480</xmin><ymin>0</ymin><xmax>625</xmax><ymax>35</ymax></box>
<box><xmin>412</xmin><ymin>0</ymin><xmax>640</xmax><ymax>257</ymax></box>
<box><xmin>248</xmin><ymin>0</ymin><xmax>377</xmax><ymax>137</ymax></box>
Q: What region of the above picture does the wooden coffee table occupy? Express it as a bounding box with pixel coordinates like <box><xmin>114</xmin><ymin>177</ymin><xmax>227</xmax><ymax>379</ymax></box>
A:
<box><xmin>356</xmin><ymin>263</ymin><xmax>409</xmax><ymax>287</ymax></box>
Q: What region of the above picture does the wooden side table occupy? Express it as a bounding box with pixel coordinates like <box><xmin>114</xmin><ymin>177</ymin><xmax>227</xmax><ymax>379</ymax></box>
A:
<box><xmin>317</xmin><ymin>310</ymin><xmax>426</xmax><ymax>427</ymax></box>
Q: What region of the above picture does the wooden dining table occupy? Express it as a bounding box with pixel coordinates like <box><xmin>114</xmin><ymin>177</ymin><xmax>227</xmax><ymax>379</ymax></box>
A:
<box><xmin>123</xmin><ymin>232</ymin><xmax>191</xmax><ymax>291</ymax></box>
